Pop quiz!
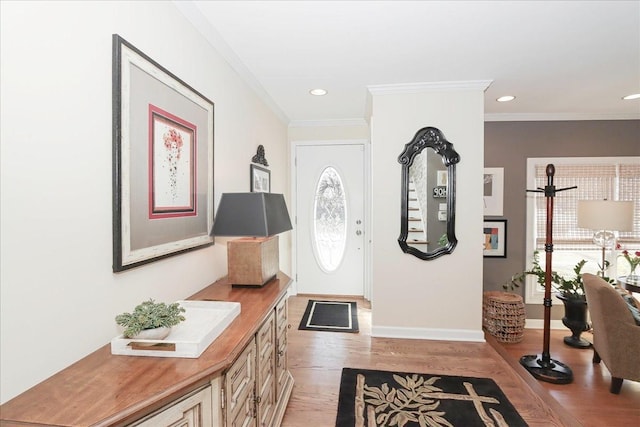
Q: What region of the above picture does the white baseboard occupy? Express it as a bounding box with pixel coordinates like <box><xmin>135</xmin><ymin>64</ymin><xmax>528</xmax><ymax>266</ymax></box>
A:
<box><xmin>524</xmin><ymin>319</ymin><xmax>565</xmax><ymax>330</ymax></box>
<box><xmin>370</xmin><ymin>322</ymin><xmax>564</xmax><ymax>341</ymax></box>
<box><xmin>371</xmin><ymin>325</ymin><xmax>485</xmax><ymax>342</ymax></box>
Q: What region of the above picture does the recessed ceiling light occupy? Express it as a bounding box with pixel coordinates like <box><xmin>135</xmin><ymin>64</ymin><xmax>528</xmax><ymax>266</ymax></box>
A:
<box><xmin>309</xmin><ymin>88</ymin><xmax>327</xmax><ymax>96</ymax></box>
<box><xmin>496</xmin><ymin>95</ymin><xmax>515</xmax><ymax>102</ymax></box>
<box><xmin>622</xmin><ymin>93</ymin><xmax>640</xmax><ymax>100</ymax></box>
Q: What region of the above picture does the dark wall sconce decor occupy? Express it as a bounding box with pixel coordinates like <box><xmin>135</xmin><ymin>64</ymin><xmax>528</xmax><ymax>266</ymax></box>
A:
<box><xmin>251</xmin><ymin>144</ymin><xmax>269</xmax><ymax>166</ymax></box>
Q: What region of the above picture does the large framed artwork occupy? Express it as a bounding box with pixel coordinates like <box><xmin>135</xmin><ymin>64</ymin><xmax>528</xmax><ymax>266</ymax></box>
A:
<box><xmin>483</xmin><ymin>167</ymin><xmax>504</xmax><ymax>216</ymax></box>
<box><xmin>112</xmin><ymin>34</ymin><xmax>214</xmax><ymax>272</ymax></box>
<box><xmin>483</xmin><ymin>219</ymin><xmax>507</xmax><ymax>258</ymax></box>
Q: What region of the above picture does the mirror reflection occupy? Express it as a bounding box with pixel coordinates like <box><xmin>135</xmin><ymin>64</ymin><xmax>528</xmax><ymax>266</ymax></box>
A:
<box><xmin>398</xmin><ymin>127</ymin><xmax>460</xmax><ymax>260</ymax></box>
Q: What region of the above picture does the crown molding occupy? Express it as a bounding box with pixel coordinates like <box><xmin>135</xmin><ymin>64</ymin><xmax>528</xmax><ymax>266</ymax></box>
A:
<box><xmin>174</xmin><ymin>1</ymin><xmax>290</xmax><ymax>125</ymax></box>
<box><xmin>484</xmin><ymin>112</ymin><xmax>640</xmax><ymax>122</ymax></box>
<box><xmin>289</xmin><ymin>113</ymin><xmax>639</xmax><ymax>127</ymax></box>
<box><xmin>368</xmin><ymin>80</ymin><xmax>493</xmax><ymax>95</ymax></box>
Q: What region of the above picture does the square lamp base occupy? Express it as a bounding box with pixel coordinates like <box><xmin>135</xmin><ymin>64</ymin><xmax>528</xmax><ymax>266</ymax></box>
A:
<box><xmin>227</xmin><ymin>236</ymin><xmax>279</xmax><ymax>287</ymax></box>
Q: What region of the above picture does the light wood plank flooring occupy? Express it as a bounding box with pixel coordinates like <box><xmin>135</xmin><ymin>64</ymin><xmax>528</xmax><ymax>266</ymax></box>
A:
<box><xmin>282</xmin><ymin>295</ymin><xmax>607</xmax><ymax>427</ymax></box>
<box><xmin>495</xmin><ymin>328</ymin><xmax>640</xmax><ymax>427</ymax></box>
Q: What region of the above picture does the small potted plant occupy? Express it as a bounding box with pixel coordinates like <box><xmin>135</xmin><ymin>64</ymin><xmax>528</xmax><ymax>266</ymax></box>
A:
<box><xmin>502</xmin><ymin>250</ymin><xmax>586</xmax><ymax>297</ymax></box>
<box><xmin>115</xmin><ymin>299</ymin><xmax>186</xmax><ymax>339</ymax></box>
<box><xmin>506</xmin><ymin>251</ymin><xmax>592</xmax><ymax>348</ymax></box>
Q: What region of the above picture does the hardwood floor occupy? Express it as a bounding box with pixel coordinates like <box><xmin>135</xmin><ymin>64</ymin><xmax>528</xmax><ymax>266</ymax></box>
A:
<box><xmin>495</xmin><ymin>328</ymin><xmax>640</xmax><ymax>427</ymax></box>
<box><xmin>281</xmin><ymin>295</ymin><xmax>640</xmax><ymax>427</ymax></box>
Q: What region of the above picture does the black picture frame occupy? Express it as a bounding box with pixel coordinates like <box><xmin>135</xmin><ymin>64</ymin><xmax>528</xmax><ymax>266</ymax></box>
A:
<box><xmin>483</xmin><ymin>219</ymin><xmax>507</xmax><ymax>258</ymax></box>
<box><xmin>112</xmin><ymin>34</ymin><xmax>215</xmax><ymax>272</ymax></box>
<box><xmin>397</xmin><ymin>126</ymin><xmax>460</xmax><ymax>260</ymax></box>
<box><xmin>250</xmin><ymin>164</ymin><xmax>271</xmax><ymax>193</ymax></box>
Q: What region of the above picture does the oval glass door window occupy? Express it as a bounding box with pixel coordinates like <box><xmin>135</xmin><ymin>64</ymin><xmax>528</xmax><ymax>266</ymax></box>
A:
<box><xmin>313</xmin><ymin>167</ymin><xmax>347</xmax><ymax>272</ymax></box>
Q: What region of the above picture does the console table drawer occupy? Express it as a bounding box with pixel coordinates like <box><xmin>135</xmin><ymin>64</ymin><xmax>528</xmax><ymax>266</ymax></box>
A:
<box><xmin>133</xmin><ymin>386</ymin><xmax>213</xmax><ymax>427</ymax></box>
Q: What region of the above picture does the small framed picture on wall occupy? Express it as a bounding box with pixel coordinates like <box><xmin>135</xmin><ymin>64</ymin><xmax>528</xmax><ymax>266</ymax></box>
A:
<box><xmin>483</xmin><ymin>219</ymin><xmax>507</xmax><ymax>258</ymax></box>
<box><xmin>484</xmin><ymin>167</ymin><xmax>504</xmax><ymax>216</ymax></box>
<box><xmin>250</xmin><ymin>164</ymin><xmax>271</xmax><ymax>193</ymax></box>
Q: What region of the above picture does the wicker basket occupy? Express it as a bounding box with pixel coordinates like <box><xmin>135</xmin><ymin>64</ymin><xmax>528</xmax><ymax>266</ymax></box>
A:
<box><xmin>482</xmin><ymin>291</ymin><xmax>526</xmax><ymax>343</ymax></box>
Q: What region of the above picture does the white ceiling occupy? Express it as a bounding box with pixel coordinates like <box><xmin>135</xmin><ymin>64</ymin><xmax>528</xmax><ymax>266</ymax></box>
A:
<box><xmin>177</xmin><ymin>1</ymin><xmax>640</xmax><ymax>125</ymax></box>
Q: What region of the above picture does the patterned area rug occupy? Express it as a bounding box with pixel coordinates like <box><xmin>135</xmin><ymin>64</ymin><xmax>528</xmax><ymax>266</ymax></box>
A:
<box><xmin>336</xmin><ymin>368</ymin><xmax>528</xmax><ymax>427</ymax></box>
<box><xmin>298</xmin><ymin>300</ymin><xmax>359</xmax><ymax>333</ymax></box>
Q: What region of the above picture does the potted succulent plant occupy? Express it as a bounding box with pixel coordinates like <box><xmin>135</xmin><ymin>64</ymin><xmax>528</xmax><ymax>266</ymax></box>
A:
<box><xmin>115</xmin><ymin>299</ymin><xmax>186</xmax><ymax>339</ymax></box>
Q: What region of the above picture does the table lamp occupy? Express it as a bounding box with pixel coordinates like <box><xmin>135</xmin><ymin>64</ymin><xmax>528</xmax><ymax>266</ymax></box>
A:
<box><xmin>212</xmin><ymin>193</ymin><xmax>292</xmax><ymax>287</ymax></box>
<box><xmin>577</xmin><ymin>199</ymin><xmax>634</xmax><ymax>277</ymax></box>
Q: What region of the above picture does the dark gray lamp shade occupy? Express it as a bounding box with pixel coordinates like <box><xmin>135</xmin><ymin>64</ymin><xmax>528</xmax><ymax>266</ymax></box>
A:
<box><xmin>212</xmin><ymin>193</ymin><xmax>293</xmax><ymax>237</ymax></box>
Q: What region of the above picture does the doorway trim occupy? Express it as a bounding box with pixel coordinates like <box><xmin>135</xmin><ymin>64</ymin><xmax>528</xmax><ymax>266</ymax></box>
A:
<box><xmin>290</xmin><ymin>139</ymin><xmax>372</xmax><ymax>300</ymax></box>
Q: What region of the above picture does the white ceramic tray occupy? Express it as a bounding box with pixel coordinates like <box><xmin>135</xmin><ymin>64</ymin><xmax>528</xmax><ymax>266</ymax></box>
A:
<box><xmin>110</xmin><ymin>300</ymin><xmax>241</xmax><ymax>358</ymax></box>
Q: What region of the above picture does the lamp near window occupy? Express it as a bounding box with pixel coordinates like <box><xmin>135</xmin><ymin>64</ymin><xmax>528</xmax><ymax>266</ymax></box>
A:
<box><xmin>212</xmin><ymin>193</ymin><xmax>292</xmax><ymax>287</ymax></box>
<box><xmin>577</xmin><ymin>200</ymin><xmax>634</xmax><ymax>277</ymax></box>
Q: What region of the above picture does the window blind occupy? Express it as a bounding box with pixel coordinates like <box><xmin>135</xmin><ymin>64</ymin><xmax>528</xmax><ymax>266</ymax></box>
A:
<box><xmin>533</xmin><ymin>162</ymin><xmax>639</xmax><ymax>251</ymax></box>
<box><xmin>619</xmin><ymin>162</ymin><xmax>640</xmax><ymax>246</ymax></box>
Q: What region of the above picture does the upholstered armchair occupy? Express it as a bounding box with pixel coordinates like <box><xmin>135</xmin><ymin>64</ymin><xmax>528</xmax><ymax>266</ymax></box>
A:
<box><xmin>582</xmin><ymin>273</ymin><xmax>640</xmax><ymax>394</ymax></box>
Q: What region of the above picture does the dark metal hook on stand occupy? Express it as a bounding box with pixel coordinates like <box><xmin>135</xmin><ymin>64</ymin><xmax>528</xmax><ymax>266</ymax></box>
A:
<box><xmin>520</xmin><ymin>164</ymin><xmax>576</xmax><ymax>384</ymax></box>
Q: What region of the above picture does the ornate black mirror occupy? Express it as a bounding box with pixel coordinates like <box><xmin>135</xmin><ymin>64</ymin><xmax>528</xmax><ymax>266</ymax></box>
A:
<box><xmin>398</xmin><ymin>127</ymin><xmax>460</xmax><ymax>260</ymax></box>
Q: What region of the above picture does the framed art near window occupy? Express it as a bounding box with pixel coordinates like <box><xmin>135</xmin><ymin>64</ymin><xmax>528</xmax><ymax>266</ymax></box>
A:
<box><xmin>250</xmin><ymin>164</ymin><xmax>271</xmax><ymax>193</ymax></box>
<box><xmin>483</xmin><ymin>219</ymin><xmax>507</xmax><ymax>258</ymax></box>
<box><xmin>484</xmin><ymin>167</ymin><xmax>504</xmax><ymax>216</ymax></box>
<box><xmin>112</xmin><ymin>34</ymin><xmax>214</xmax><ymax>272</ymax></box>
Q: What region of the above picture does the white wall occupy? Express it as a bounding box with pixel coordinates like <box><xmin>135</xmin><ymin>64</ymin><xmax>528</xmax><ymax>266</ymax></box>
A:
<box><xmin>0</xmin><ymin>1</ymin><xmax>289</xmax><ymax>403</ymax></box>
<box><xmin>369</xmin><ymin>86</ymin><xmax>486</xmax><ymax>341</ymax></box>
<box><xmin>288</xmin><ymin>122</ymin><xmax>369</xmax><ymax>141</ymax></box>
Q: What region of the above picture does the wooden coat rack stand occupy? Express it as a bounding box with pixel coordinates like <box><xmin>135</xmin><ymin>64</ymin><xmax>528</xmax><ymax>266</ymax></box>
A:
<box><xmin>519</xmin><ymin>164</ymin><xmax>576</xmax><ymax>384</ymax></box>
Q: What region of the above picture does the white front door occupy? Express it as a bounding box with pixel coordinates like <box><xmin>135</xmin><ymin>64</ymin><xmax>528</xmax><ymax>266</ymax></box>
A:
<box><xmin>295</xmin><ymin>143</ymin><xmax>365</xmax><ymax>296</ymax></box>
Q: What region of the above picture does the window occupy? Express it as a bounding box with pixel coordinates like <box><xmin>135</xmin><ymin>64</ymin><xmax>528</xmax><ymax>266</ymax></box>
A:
<box><xmin>312</xmin><ymin>167</ymin><xmax>348</xmax><ymax>272</ymax></box>
<box><xmin>524</xmin><ymin>157</ymin><xmax>640</xmax><ymax>303</ymax></box>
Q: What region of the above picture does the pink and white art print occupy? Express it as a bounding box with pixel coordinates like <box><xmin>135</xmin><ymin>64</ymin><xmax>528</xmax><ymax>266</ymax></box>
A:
<box><xmin>148</xmin><ymin>105</ymin><xmax>196</xmax><ymax>219</ymax></box>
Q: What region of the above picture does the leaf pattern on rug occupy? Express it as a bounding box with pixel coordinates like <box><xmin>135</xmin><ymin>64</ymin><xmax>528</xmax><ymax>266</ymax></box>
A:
<box><xmin>357</xmin><ymin>373</ymin><xmax>508</xmax><ymax>427</ymax></box>
<box><xmin>361</xmin><ymin>374</ymin><xmax>451</xmax><ymax>427</ymax></box>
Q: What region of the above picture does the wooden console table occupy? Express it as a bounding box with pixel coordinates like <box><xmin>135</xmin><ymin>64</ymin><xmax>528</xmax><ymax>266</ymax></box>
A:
<box><xmin>0</xmin><ymin>272</ymin><xmax>293</xmax><ymax>427</ymax></box>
